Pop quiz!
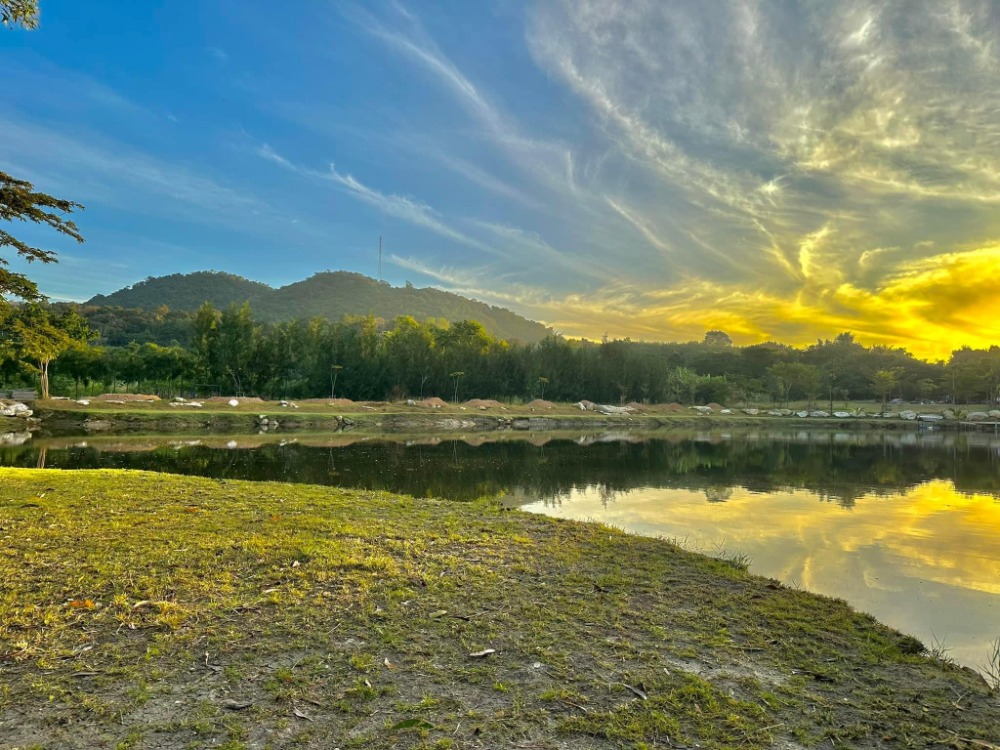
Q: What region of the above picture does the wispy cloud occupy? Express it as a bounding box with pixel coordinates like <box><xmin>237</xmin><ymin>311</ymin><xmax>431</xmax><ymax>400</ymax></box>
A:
<box><xmin>326</xmin><ymin>163</ymin><xmax>495</xmax><ymax>252</ymax></box>
<box><xmin>0</xmin><ymin>116</ymin><xmax>270</xmax><ymax>227</ymax></box>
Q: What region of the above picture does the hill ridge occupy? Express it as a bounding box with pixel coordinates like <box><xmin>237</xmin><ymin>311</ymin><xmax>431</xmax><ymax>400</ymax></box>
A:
<box><xmin>86</xmin><ymin>270</ymin><xmax>552</xmax><ymax>343</ymax></box>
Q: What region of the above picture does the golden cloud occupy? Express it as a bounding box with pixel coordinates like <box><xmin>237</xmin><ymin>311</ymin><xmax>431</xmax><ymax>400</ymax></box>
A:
<box><xmin>517</xmin><ymin>242</ymin><xmax>1000</xmax><ymax>358</ymax></box>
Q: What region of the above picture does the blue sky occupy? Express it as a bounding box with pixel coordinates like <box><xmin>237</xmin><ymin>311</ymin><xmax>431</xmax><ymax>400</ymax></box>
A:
<box><xmin>4</xmin><ymin>1</ymin><xmax>1000</xmax><ymax>356</ymax></box>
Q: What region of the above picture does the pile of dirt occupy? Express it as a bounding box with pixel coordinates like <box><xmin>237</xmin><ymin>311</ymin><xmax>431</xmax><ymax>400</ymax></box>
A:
<box><xmin>95</xmin><ymin>393</ymin><xmax>160</xmax><ymax>402</ymax></box>
<box><xmin>417</xmin><ymin>397</ymin><xmax>449</xmax><ymax>408</ymax></box>
<box><xmin>663</xmin><ymin>402</ymin><xmax>686</xmax><ymax>412</ymax></box>
<box><xmin>466</xmin><ymin>399</ymin><xmax>503</xmax><ymax>408</ymax></box>
<box><xmin>298</xmin><ymin>398</ymin><xmax>356</xmax><ymax>406</ymax></box>
<box><xmin>626</xmin><ymin>401</ymin><xmax>645</xmax><ymax>411</ymax></box>
<box><xmin>525</xmin><ymin>399</ymin><xmax>555</xmax><ymax>409</ymax></box>
<box><xmin>205</xmin><ymin>396</ymin><xmax>265</xmax><ymax>404</ymax></box>
<box><xmin>705</xmin><ymin>402</ymin><xmax>725</xmax><ymax>411</ymax></box>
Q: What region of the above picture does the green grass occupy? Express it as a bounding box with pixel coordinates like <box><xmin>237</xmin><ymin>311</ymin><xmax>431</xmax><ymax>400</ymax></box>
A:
<box><xmin>1</xmin><ymin>468</ymin><xmax>998</xmax><ymax>749</ymax></box>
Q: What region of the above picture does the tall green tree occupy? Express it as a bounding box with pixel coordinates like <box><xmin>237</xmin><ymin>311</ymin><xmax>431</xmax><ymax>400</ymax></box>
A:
<box><xmin>871</xmin><ymin>369</ymin><xmax>901</xmax><ymax>413</ymax></box>
<box><xmin>6</xmin><ymin>304</ymin><xmax>93</xmax><ymax>398</ymax></box>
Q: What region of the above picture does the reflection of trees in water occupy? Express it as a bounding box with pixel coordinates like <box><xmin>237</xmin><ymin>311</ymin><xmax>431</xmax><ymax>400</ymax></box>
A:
<box><xmin>3</xmin><ymin>430</ymin><xmax>1000</xmax><ymax>504</ymax></box>
<box><xmin>704</xmin><ymin>486</ymin><xmax>733</xmax><ymax>503</ymax></box>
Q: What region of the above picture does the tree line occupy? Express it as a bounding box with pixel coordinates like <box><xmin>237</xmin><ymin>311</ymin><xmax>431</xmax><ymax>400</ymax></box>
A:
<box><xmin>4</xmin><ymin>301</ymin><xmax>1000</xmax><ymax>406</ymax></box>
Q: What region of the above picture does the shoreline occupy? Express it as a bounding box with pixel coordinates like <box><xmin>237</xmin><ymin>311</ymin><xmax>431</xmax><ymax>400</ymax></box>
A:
<box><xmin>1</xmin><ymin>468</ymin><xmax>997</xmax><ymax>748</ymax></box>
<box><xmin>21</xmin><ymin>398</ymin><xmax>986</xmax><ymax>435</ymax></box>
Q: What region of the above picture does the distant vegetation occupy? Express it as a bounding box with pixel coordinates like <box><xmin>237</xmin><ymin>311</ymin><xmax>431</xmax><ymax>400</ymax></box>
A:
<box><xmin>4</xmin><ymin>297</ymin><xmax>1000</xmax><ymax>407</ymax></box>
<box><xmin>86</xmin><ymin>270</ymin><xmax>552</xmax><ymax>344</ymax></box>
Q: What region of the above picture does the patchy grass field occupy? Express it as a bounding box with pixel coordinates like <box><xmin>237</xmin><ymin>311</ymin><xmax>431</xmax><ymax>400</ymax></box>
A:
<box><xmin>1</xmin><ymin>469</ymin><xmax>997</xmax><ymax>749</ymax></box>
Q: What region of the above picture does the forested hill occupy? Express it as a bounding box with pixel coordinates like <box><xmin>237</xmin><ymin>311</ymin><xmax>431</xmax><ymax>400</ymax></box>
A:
<box><xmin>86</xmin><ymin>271</ymin><xmax>552</xmax><ymax>343</ymax></box>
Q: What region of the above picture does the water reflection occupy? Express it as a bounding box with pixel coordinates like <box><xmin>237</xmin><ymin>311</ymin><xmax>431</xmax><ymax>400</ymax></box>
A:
<box><xmin>6</xmin><ymin>428</ymin><xmax>1000</xmax><ymax>503</ymax></box>
<box><xmin>2</xmin><ymin>428</ymin><xmax>998</xmax><ymax>670</ymax></box>
<box><xmin>520</xmin><ymin>479</ymin><xmax>1000</xmax><ymax>671</ymax></box>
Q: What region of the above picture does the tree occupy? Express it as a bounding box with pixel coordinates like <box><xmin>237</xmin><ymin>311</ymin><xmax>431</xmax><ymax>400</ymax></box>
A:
<box><xmin>1</xmin><ymin>0</ymin><xmax>39</xmax><ymax>29</ymax></box>
<box><xmin>536</xmin><ymin>376</ymin><xmax>549</xmax><ymax>399</ymax></box>
<box><xmin>6</xmin><ymin>304</ymin><xmax>93</xmax><ymax>399</ymax></box>
<box><xmin>871</xmin><ymin>369</ymin><xmax>901</xmax><ymax>413</ymax></box>
<box><xmin>450</xmin><ymin>371</ymin><xmax>464</xmax><ymax>402</ymax></box>
<box><xmin>2</xmin><ymin>4</ymin><xmax>85</xmax><ymax>302</ymax></box>
<box><xmin>703</xmin><ymin>330</ymin><xmax>733</xmax><ymax>347</ymax></box>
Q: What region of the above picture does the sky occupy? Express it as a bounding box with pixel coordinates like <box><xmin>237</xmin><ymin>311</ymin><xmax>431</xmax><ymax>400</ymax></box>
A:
<box><xmin>3</xmin><ymin>0</ymin><xmax>1000</xmax><ymax>359</ymax></box>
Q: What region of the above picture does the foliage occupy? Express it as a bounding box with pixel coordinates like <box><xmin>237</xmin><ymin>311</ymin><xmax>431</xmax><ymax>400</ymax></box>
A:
<box><xmin>86</xmin><ymin>270</ymin><xmax>552</xmax><ymax>344</ymax></box>
<box><xmin>0</xmin><ymin>170</ymin><xmax>84</xmax><ymax>302</ymax></box>
<box><xmin>10</xmin><ymin>303</ymin><xmax>1000</xmax><ymax>407</ymax></box>
<box><xmin>1</xmin><ymin>0</ymin><xmax>38</xmax><ymax>28</ymax></box>
<box><xmin>2</xmin><ymin>303</ymin><xmax>93</xmax><ymax>398</ymax></box>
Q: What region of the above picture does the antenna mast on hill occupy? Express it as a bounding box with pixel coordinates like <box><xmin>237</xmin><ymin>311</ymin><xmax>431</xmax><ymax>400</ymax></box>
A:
<box><xmin>378</xmin><ymin>236</ymin><xmax>382</xmax><ymax>282</ymax></box>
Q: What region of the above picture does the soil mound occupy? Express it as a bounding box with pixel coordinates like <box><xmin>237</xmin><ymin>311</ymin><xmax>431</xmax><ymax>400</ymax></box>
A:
<box><xmin>664</xmin><ymin>402</ymin><xmax>686</xmax><ymax>412</ymax></box>
<box><xmin>95</xmin><ymin>393</ymin><xmax>160</xmax><ymax>402</ymax></box>
<box><xmin>706</xmin><ymin>402</ymin><xmax>725</xmax><ymax>411</ymax></box>
<box><xmin>525</xmin><ymin>399</ymin><xmax>555</xmax><ymax>409</ymax></box>
<box><xmin>418</xmin><ymin>397</ymin><xmax>449</xmax><ymax>408</ymax></box>
<box><xmin>465</xmin><ymin>399</ymin><xmax>503</xmax><ymax>408</ymax></box>
<box><xmin>205</xmin><ymin>396</ymin><xmax>265</xmax><ymax>404</ymax></box>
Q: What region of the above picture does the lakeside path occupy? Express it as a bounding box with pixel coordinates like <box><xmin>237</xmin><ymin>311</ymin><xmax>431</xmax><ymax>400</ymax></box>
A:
<box><xmin>1</xmin><ymin>470</ymin><xmax>998</xmax><ymax>749</ymax></box>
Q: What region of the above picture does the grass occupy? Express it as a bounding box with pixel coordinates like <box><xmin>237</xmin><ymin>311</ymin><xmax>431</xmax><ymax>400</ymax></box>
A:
<box><xmin>1</xmin><ymin>468</ymin><xmax>998</xmax><ymax>749</ymax></box>
<box><xmin>985</xmin><ymin>637</ymin><xmax>1000</xmax><ymax>694</ymax></box>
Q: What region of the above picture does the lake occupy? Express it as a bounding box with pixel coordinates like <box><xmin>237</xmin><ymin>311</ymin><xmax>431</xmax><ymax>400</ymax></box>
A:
<box><xmin>3</xmin><ymin>427</ymin><xmax>998</xmax><ymax>673</ymax></box>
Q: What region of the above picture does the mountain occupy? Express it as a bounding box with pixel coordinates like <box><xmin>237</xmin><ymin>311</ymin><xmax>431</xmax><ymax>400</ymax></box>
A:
<box><xmin>85</xmin><ymin>271</ymin><xmax>552</xmax><ymax>343</ymax></box>
<box><xmin>88</xmin><ymin>271</ymin><xmax>272</xmax><ymax>312</ymax></box>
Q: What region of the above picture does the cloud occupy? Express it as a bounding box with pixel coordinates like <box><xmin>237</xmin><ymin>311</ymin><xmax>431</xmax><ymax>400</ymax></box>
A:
<box><xmin>506</xmin><ymin>0</ymin><xmax>1000</xmax><ymax>353</ymax></box>
<box><xmin>0</xmin><ymin>117</ymin><xmax>271</xmax><ymax>228</ymax></box>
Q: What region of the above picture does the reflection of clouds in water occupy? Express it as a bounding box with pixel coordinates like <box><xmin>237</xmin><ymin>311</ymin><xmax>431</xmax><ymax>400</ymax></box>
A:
<box><xmin>523</xmin><ymin>478</ymin><xmax>1000</xmax><ymax>670</ymax></box>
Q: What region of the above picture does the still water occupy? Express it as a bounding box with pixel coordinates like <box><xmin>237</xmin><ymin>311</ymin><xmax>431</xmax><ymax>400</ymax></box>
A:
<box><xmin>3</xmin><ymin>428</ymin><xmax>998</xmax><ymax>671</ymax></box>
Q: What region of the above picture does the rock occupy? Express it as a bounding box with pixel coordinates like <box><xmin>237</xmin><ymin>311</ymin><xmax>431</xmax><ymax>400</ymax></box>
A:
<box><xmin>720</xmin><ymin>408</ymin><xmax>733</xmax><ymax>414</ymax></box>
<box><xmin>691</xmin><ymin>405</ymin><xmax>712</xmax><ymax>415</ymax></box>
<box><xmin>76</xmin><ymin>399</ymin><xmax>91</xmax><ymax>406</ymax></box>
<box><xmin>0</xmin><ymin>402</ymin><xmax>33</xmax><ymax>418</ymax></box>
<box><xmin>796</xmin><ymin>411</ymin><xmax>809</xmax><ymax>418</ymax></box>
<box><xmin>942</xmin><ymin>409</ymin><xmax>956</xmax><ymax>419</ymax></box>
<box><xmin>0</xmin><ymin>432</ymin><xmax>32</xmax><ymax>446</ymax></box>
<box><xmin>833</xmin><ymin>411</ymin><xmax>852</xmax><ymax>418</ymax></box>
<box><xmin>899</xmin><ymin>410</ymin><xmax>918</xmax><ymax>420</ymax></box>
<box><xmin>777</xmin><ymin>409</ymin><xmax>792</xmax><ymax>416</ymax></box>
<box><xmin>809</xmin><ymin>411</ymin><xmax>830</xmax><ymax>418</ymax></box>
<box><xmin>226</xmin><ymin>440</ymin><xmax>238</xmax><ymax>449</ymax></box>
<box><xmin>767</xmin><ymin>410</ymin><xmax>784</xmax><ymax>416</ymax></box>
<box><xmin>596</xmin><ymin>404</ymin><xmax>633</xmax><ymax>415</ymax></box>
<box><xmin>918</xmin><ymin>414</ymin><xmax>944</xmax><ymax>421</ymax></box>
<box><xmin>742</xmin><ymin>408</ymin><xmax>760</xmax><ymax>415</ymax></box>
<box><xmin>968</xmin><ymin>411</ymin><xmax>990</xmax><ymax>421</ymax></box>
<box><xmin>228</xmin><ymin>399</ymin><xmax>240</xmax><ymax>407</ymax></box>
<box><xmin>989</xmin><ymin>410</ymin><xmax>1000</xmax><ymax>419</ymax></box>
<box><xmin>172</xmin><ymin>396</ymin><xmax>187</xmax><ymax>403</ymax></box>
<box><xmin>406</xmin><ymin>399</ymin><xmax>416</xmax><ymax>406</ymax></box>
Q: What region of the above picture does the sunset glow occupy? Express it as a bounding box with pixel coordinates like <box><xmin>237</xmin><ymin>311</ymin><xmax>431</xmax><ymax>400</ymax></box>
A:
<box><xmin>4</xmin><ymin>2</ymin><xmax>1000</xmax><ymax>357</ymax></box>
